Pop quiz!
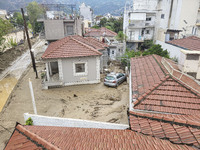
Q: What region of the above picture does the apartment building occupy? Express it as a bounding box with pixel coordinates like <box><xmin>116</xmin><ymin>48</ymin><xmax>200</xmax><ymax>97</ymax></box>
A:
<box><xmin>123</xmin><ymin>0</ymin><xmax>157</xmax><ymax>50</ymax></box>
<box><xmin>124</xmin><ymin>0</ymin><xmax>200</xmax><ymax>50</ymax></box>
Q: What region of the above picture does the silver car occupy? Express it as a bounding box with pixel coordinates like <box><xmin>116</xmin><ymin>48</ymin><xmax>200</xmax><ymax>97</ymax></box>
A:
<box><xmin>104</xmin><ymin>72</ymin><xmax>127</xmax><ymax>87</ymax></box>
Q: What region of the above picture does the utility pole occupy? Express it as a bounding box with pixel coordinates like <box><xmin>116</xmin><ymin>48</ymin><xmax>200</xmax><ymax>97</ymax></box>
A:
<box><xmin>21</xmin><ymin>8</ymin><xmax>38</xmax><ymax>78</ymax></box>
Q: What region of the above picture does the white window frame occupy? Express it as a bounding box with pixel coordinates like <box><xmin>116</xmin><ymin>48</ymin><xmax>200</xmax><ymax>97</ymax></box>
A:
<box><xmin>73</xmin><ymin>62</ymin><xmax>88</xmax><ymax>76</ymax></box>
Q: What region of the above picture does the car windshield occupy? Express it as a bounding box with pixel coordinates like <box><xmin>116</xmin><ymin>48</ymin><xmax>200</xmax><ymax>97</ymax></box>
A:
<box><xmin>106</xmin><ymin>76</ymin><xmax>115</xmax><ymax>80</ymax></box>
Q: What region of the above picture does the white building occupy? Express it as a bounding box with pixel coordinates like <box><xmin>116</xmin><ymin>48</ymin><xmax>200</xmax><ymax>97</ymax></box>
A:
<box><xmin>123</xmin><ymin>0</ymin><xmax>156</xmax><ymax>50</ymax></box>
<box><xmin>124</xmin><ymin>0</ymin><xmax>200</xmax><ymax>50</ymax></box>
<box><xmin>79</xmin><ymin>3</ymin><xmax>94</xmax><ymax>28</ymax></box>
<box><xmin>156</xmin><ymin>0</ymin><xmax>199</xmax><ymax>42</ymax></box>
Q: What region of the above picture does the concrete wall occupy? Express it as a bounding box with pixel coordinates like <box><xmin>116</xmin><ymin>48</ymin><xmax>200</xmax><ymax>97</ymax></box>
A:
<box><xmin>44</xmin><ymin>20</ymin><xmax>65</xmax><ymax>40</ymax></box>
<box><xmin>178</xmin><ymin>0</ymin><xmax>199</xmax><ymax>36</ymax></box>
<box><xmin>156</xmin><ymin>40</ymin><xmax>182</xmax><ymax>62</ymax></box>
<box><xmin>24</xmin><ymin>113</ymin><xmax>129</xmax><ymax>130</ymax></box>
<box><xmin>133</xmin><ymin>0</ymin><xmax>158</xmax><ymax>11</ymax></box>
<box><xmin>61</xmin><ymin>56</ymin><xmax>100</xmax><ymax>85</ymax></box>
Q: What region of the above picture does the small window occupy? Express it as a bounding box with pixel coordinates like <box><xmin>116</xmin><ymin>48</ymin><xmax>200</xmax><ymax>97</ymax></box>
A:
<box><xmin>75</xmin><ymin>63</ymin><xmax>85</xmax><ymax>73</ymax></box>
<box><xmin>186</xmin><ymin>54</ymin><xmax>199</xmax><ymax>60</ymax></box>
<box><xmin>161</xmin><ymin>14</ymin><xmax>165</xmax><ymax>19</ymax></box>
<box><xmin>146</xmin><ymin>30</ymin><xmax>150</xmax><ymax>34</ymax></box>
<box><xmin>146</xmin><ymin>17</ymin><xmax>151</xmax><ymax>21</ymax></box>
<box><xmin>112</xmin><ymin>50</ymin><xmax>114</xmax><ymax>54</ymax></box>
<box><xmin>67</xmin><ymin>26</ymin><xmax>74</xmax><ymax>35</ymax></box>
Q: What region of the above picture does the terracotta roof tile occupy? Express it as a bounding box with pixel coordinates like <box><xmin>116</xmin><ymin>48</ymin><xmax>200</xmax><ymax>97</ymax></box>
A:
<box><xmin>42</xmin><ymin>35</ymin><xmax>102</xmax><ymax>59</ymax></box>
<box><xmin>167</xmin><ymin>36</ymin><xmax>200</xmax><ymax>51</ymax></box>
<box><xmin>84</xmin><ymin>27</ymin><xmax>117</xmax><ymax>37</ymax></box>
<box><xmin>134</xmin><ymin>76</ymin><xmax>200</xmax><ymax>115</ymax></box>
<box><xmin>5</xmin><ymin>124</ymin><xmax>196</xmax><ymax>150</ymax></box>
<box><xmin>129</xmin><ymin>111</ymin><xmax>200</xmax><ymax>149</ymax></box>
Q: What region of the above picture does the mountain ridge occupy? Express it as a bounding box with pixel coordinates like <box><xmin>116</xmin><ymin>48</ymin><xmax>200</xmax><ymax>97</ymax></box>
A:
<box><xmin>0</xmin><ymin>0</ymin><xmax>125</xmax><ymax>15</ymax></box>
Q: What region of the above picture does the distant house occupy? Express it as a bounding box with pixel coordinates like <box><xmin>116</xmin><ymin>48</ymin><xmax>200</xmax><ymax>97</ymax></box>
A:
<box><xmin>0</xmin><ymin>9</ymin><xmax>7</xmax><ymax>19</ymax></box>
<box><xmin>157</xmin><ymin>36</ymin><xmax>200</xmax><ymax>79</ymax></box>
<box><xmin>37</xmin><ymin>11</ymin><xmax>83</xmax><ymax>42</ymax></box>
<box><xmin>41</xmin><ymin>35</ymin><xmax>110</xmax><ymax>89</ymax></box>
<box><xmin>85</xmin><ymin>27</ymin><xmax>123</xmax><ymax>60</ymax></box>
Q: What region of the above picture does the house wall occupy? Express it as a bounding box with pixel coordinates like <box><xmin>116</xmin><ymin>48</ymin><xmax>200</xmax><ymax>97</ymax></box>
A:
<box><xmin>180</xmin><ymin>50</ymin><xmax>200</xmax><ymax>79</ymax></box>
<box><xmin>156</xmin><ymin>40</ymin><xmax>182</xmax><ymax>62</ymax></box>
<box><xmin>61</xmin><ymin>56</ymin><xmax>100</xmax><ymax>85</ymax></box>
<box><xmin>44</xmin><ymin>20</ymin><xmax>65</xmax><ymax>40</ymax></box>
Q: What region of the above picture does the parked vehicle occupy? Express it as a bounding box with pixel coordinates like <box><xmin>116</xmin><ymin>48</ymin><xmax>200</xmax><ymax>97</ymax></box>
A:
<box><xmin>104</xmin><ymin>72</ymin><xmax>126</xmax><ymax>87</ymax></box>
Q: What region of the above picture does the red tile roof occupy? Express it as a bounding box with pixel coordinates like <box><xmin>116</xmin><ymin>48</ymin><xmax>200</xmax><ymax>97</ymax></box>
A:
<box><xmin>5</xmin><ymin>123</ymin><xmax>195</xmax><ymax>150</ymax></box>
<box><xmin>129</xmin><ymin>111</ymin><xmax>200</xmax><ymax>149</ymax></box>
<box><xmin>131</xmin><ymin>55</ymin><xmax>168</xmax><ymax>99</ymax></box>
<box><xmin>167</xmin><ymin>36</ymin><xmax>200</xmax><ymax>51</ymax></box>
<box><xmin>42</xmin><ymin>35</ymin><xmax>102</xmax><ymax>59</ymax></box>
<box><xmin>84</xmin><ymin>27</ymin><xmax>117</xmax><ymax>37</ymax></box>
<box><xmin>133</xmin><ymin>76</ymin><xmax>200</xmax><ymax>115</ymax></box>
<box><xmin>72</xmin><ymin>35</ymin><xmax>109</xmax><ymax>50</ymax></box>
<box><xmin>131</xmin><ymin>55</ymin><xmax>200</xmax><ymax>115</ymax></box>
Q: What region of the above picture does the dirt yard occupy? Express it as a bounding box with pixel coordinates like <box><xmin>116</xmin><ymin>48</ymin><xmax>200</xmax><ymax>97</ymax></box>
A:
<box><xmin>0</xmin><ymin>60</ymin><xmax>129</xmax><ymax>148</ymax></box>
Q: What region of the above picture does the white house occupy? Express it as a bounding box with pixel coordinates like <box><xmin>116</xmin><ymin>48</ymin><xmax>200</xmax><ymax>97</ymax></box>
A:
<box><xmin>42</xmin><ymin>35</ymin><xmax>103</xmax><ymax>89</ymax></box>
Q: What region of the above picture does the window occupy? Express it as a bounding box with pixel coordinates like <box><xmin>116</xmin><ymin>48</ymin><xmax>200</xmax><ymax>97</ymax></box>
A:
<box><xmin>75</xmin><ymin>63</ymin><xmax>85</xmax><ymax>73</ymax></box>
<box><xmin>146</xmin><ymin>30</ymin><xmax>150</xmax><ymax>34</ymax></box>
<box><xmin>146</xmin><ymin>17</ymin><xmax>151</xmax><ymax>21</ymax></box>
<box><xmin>67</xmin><ymin>26</ymin><xmax>74</xmax><ymax>35</ymax></box>
<box><xmin>74</xmin><ymin>62</ymin><xmax>88</xmax><ymax>76</ymax></box>
<box><xmin>161</xmin><ymin>14</ymin><xmax>165</xmax><ymax>19</ymax></box>
<box><xmin>186</xmin><ymin>54</ymin><xmax>199</xmax><ymax>60</ymax></box>
<box><xmin>112</xmin><ymin>50</ymin><xmax>114</xmax><ymax>54</ymax></box>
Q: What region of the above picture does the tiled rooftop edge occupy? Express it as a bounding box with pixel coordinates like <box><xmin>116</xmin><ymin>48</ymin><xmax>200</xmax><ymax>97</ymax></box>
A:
<box><xmin>162</xmin><ymin>57</ymin><xmax>200</xmax><ymax>95</ymax></box>
<box><xmin>129</xmin><ymin>111</ymin><xmax>200</xmax><ymax>128</ymax></box>
<box><xmin>16</xmin><ymin>124</ymin><xmax>60</xmax><ymax>150</ymax></box>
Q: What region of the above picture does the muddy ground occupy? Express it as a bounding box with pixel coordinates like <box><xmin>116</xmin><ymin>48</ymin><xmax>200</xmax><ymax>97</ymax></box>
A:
<box><xmin>0</xmin><ymin>60</ymin><xmax>129</xmax><ymax>148</ymax></box>
<box><xmin>0</xmin><ymin>38</ymin><xmax>38</xmax><ymax>73</ymax></box>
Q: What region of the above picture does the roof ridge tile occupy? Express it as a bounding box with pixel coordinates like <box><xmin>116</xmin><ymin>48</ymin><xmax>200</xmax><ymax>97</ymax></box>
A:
<box><xmin>16</xmin><ymin>124</ymin><xmax>60</xmax><ymax>150</ymax></box>
<box><xmin>129</xmin><ymin>111</ymin><xmax>200</xmax><ymax>128</ymax></box>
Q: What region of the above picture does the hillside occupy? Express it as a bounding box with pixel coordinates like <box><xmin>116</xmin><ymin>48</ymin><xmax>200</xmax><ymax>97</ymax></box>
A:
<box><xmin>0</xmin><ymin>0</ymin><xmax>125</xmax><ymax>15</ymax></box>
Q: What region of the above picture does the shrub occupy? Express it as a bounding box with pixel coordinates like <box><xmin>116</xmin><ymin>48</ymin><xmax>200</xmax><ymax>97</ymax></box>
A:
<box><xmin>26</xmin><ymin>117</ymin><xmax>33</xmax><ymax>125</ymax></box>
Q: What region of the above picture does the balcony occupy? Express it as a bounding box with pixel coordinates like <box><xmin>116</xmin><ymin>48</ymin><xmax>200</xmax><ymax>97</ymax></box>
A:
<box><xmin>127</xmin><ymin>36</ymin><xmax>144</xmax><ymax>42</ymax></box>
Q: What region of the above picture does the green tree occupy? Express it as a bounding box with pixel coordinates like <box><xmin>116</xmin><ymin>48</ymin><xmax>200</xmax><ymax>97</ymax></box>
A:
<box><xmin>0</xmin><ymin>18</ymin><xmax>13</xmax><ymax>50</ymax></box>
<box><xmin>99</xmin><ymin>17</ymin><xmax>107</xmax><ymax>27</ymax></box>
<box><xmin>142</xmin><ymin>44</ymin><xmax>169</xmax><ymax>58</ymax></box>
<box><xmin>139</xmin><ymin>40</ymin><xmax>153</xmax><ymax>51</ymax></box>
<box><xmin>91</xmin><ymin>25</ymin><xmax>100</xmax><ymax>29</ymax></box>
<box><xmin>26</xmin><ymin>1</ymin><xmax>44</xmax><ymax>34</ymax></box>
<box><xmin>116</xmin><ymin>31</ymin><xmax>127</xmax><ymax>42</ymax></box>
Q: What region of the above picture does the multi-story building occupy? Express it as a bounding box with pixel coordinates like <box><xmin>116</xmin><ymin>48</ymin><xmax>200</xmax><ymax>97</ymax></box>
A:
<box><xmin>124</xmin><ymin>0</ymin><xmax>200</xmax><ymax>50</ymax></box>
<box><xmin>38</xmin><ymin>11</ymin><xmax>83</xmax><ymax>43</ymax></box>
<box><xmin>79</xmin><ymin>3</ymin><xmax>94</xmax><ymax>29</ymax></box>
<box><xmin>123</xmin><ymin>0</ymin><xmax>157</xmax><ymax>50</ymax></box>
